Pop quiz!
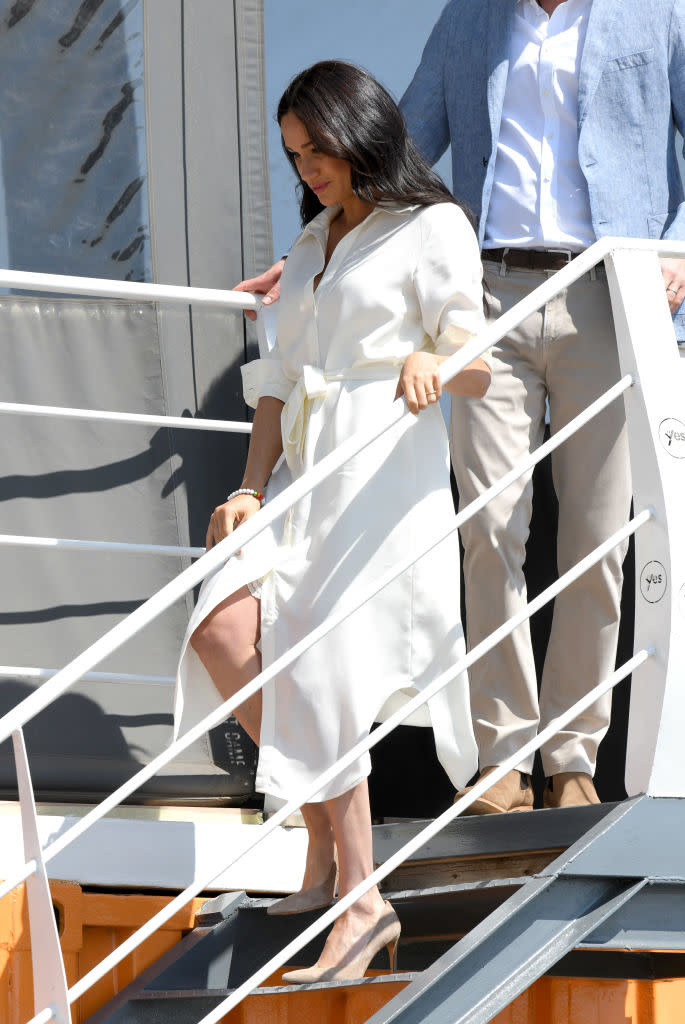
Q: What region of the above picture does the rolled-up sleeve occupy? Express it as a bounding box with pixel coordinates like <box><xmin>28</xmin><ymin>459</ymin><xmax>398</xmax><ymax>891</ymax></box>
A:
<box><xmin>241</xmin><ymin>348</ymin><xmax>294</xmax><ymax>409</ymax></box>
<box><xmin>413</xmin><ymin>204</ymin><xmax>491</xmax><ymax>366</ymax></box>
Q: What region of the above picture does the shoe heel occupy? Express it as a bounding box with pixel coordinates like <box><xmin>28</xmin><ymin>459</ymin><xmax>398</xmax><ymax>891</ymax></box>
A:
<box><xmin>386</xmin><ymin>936</ymin><xmax>399</xmax><ymax>972</ymax></box>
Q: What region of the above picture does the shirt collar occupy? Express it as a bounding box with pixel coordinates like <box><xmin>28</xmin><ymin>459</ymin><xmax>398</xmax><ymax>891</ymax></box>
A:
<box><xmin>301</xmin><ymin>201</ymin><xmax>419</xmax><ymax>241</ymax></box>
<box><xmin>519</xmin><ymin>0</ymin><xmax>593</xmax><ymax>13</ymax></box>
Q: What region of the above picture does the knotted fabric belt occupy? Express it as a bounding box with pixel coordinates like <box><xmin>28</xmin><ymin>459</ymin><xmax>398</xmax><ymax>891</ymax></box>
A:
<box><xmin>282</xmin><ymin>363</ymin><xmax>400</xmax><ymax>475</ymax></box>
<box><xmin>481</xmin><ymin>247</ymin><xmax>603</xmax><ymax>273</ymax></box>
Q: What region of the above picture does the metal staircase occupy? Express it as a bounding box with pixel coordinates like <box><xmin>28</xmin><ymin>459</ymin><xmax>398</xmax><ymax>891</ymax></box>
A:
<box><xmin>84</xmin><ymin>797</ymin><xmax>685</xmax><ymax>1024</ymax></box>
<box><xmin>2</xmin><ymin>237</ymin><xmax>685</xmax><ymax>1024</ymax></box>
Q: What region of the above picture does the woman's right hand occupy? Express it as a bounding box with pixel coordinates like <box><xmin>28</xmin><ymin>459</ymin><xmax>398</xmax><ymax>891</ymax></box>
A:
<box><xmin>206</xmin><ymin>494</ymin><xmax>262</xmax><ymax>549</ymax></box>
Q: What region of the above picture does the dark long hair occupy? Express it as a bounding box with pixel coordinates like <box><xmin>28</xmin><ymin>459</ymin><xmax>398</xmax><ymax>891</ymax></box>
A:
<box><xmin>277</xmin><ymin>60</ymin><xmax>467</xmax><ymax>227</ymax></box>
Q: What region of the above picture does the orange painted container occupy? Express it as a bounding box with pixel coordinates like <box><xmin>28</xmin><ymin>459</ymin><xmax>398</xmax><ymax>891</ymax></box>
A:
<box><xmin>2</xmin><ymin>881</ymin><xmax>685</xmax><ymax>1024</ymax></box>
<box><xmin>0</xmin><ymin>879</ymin><xmax>204</xmax><ymax>1024</ymax></box>
<box><xmin>219</xmin><ymin>973</ymin><xmax>685</xmax><ymax>1024</ymax></box>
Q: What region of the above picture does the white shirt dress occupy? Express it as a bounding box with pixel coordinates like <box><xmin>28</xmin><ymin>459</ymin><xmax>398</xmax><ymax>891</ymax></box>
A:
<box><xmin>174</xmin><ymin>201</ymin><xmax>485</xmax><ymax>802</ymax></box>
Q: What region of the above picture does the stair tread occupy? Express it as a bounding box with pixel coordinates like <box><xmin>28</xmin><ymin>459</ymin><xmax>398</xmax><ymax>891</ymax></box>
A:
<box><xmin>240</xmin><ymin>876</ymin><xmax>531</xmax><ymax>912</ymax></box>
<box><xmin>129</xmin><ymin>973</ymin><xmax>418</xmax><ymax>998</ymax></box>
<box><xmin>372</xmin><ymin>802</ymin><xmax>619</xmax><ymax>863</ymax></box>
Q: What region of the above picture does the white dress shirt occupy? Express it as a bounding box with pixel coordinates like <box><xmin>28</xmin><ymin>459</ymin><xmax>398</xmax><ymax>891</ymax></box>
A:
<box><xmin>175</xmin><ymin>203</ymin><xmax>484</xmax><ymax>801</ymax></box>
<box><xmin>484</xmin><ymin>0</ymin><xmax>595</xmax><ymax>251</ymax></box>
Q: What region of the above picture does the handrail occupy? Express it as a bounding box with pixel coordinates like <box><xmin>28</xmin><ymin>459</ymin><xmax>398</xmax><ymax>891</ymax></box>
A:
<box><xmin>56</xmin><ymin>510</ymin><xmax>654</xmax><ymax>1008</ymax></box>
<box><xmin>3</xmin><ymin>239</ymin><xmax>678</xmax><ymax>1024</ymax></box>
<box><xmin>0</xmin><ymin>533</ymin><xmax>204</xmax><ymax>558</ymax></box>
<box><xmin>0</xmin><ymin>233</ymin><xmax>641</xmax><ymax>745</ymax></box>
<box><xmin>0</xmin><ymin>268</ymin><xmax>259</xmax><ymax>309</ymax></box>
<box><xmin>0</xmin><ymin>371</ymin><xmax>631</xmax><ymax>913</ymax></box>
<box><xmin>0</xmin><ymin>400</ymin><xmax>252</xmax><ymax>433</ymax></box>
<box><xmin>2</xmin><ymin>237</ymin><xmax>685</xmax><ymax>304</ymax></box>
<box><xmin>0</xmin><ymin>368</ymin><xmax>631</xmax><ymax>561</ymax></box>
<box><xmin>0</xmin><ymin>666</ymin><xmax>174</xmax><ymax>685</ymax></box>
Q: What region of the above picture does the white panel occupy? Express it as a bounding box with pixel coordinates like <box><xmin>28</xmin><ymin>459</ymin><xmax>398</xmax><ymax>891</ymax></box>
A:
<box><xmin>12</xmin><ymin>733</ymin><xmax>70</xmax><ymax>1024</ymax></box>
<box><xmin>0</xmin><ymin>802</ymin><xmax>307</xmax><ymax>895</ymax></box>
<box><xmin>606</xmin><ymin>249</ymin><xmax>685</xmax><ymax>796</ymax></box>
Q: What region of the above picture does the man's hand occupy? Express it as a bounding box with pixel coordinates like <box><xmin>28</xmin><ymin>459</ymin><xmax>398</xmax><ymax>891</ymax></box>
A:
<box><xmin>660</xmin><ymin>258</ymin><xmax>685</xmax><ymax>313</ymax></box>
<box><xmin>234</xmin><ymin>258</ymin><xmax>287</xmax><ymax>321</ymax></box>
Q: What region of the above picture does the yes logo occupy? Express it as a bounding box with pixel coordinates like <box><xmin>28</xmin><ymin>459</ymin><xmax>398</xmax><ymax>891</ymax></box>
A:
<box><xmin>659</xmin><ymin>418</ymin><xmax>685</xmax><ymax>458</ymax></box>
<box><xmin>640</xmin><ymin>561</ymin><xmax>668</xmax><ymax>604</ymax></box>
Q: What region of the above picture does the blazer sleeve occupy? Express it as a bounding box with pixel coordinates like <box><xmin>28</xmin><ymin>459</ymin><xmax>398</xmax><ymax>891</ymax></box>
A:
<box><xmin>399</xmin><ymin>2</ymin><xmax>452</xmax><ymax>165</ymax></box>
<box><xmin>413</xmin><ymin>204</ymin><xmax>490</xmax><ymax>364</ymax></box>
<box><xmin>665</xmin><ymin>0</ymin><xmax>685</xmax><ymax>242</ymax></box>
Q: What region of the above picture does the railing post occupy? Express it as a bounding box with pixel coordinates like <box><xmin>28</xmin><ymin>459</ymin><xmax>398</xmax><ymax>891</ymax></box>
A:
<box><xmin>604</xmin><ymin>248</ymin><xmax>685</xmax><ymax>796</ymax></box>
<box><xmin>11</xmin><ymin>730</ymin><xmax>70</xmax><ymax>1024</ymax></box>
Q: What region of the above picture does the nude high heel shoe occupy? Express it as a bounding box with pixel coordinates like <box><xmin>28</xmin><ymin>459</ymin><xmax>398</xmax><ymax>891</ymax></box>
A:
<box><xmin>267</xmin><ymin>859</ymin><xmax>338</xmax><ymax>916</ymax></box>
<box><xmin>281</xmin><ymin>901</ymin><xmax>401</xmax><ymax>984</ymax></box>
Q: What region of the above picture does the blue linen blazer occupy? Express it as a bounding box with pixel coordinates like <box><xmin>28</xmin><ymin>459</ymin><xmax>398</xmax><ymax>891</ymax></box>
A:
<box><xmin>401</xmin><ymin>0</ymin><xmax>685</xmax><ymax>333</ymax></box>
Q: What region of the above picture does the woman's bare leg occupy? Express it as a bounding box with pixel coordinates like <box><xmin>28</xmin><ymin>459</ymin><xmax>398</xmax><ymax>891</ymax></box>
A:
<box><xmin>190</xmin><ymin>585</ymin><xmax>262</xmax><ymax>742</ymax></box>
<box><xmin>299</xmin><ymin>803</ymin><xmax>336</xmax><ymax>888</ymax></box>
<box><xmin>311</xmin><ymin>779</ymin><xmax>389</xmax><ymax>968</ymax></box>
<box><xmin>191</xmin><ymin>587</ymin><xmax>335</xmax><ymax>897</ymax></box>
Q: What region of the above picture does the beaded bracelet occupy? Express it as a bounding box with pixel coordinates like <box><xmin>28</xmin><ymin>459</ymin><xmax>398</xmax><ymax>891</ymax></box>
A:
<box><xmin>226</xmin><ymin>488</ymin><xmax>265</xmax><ymax>507</ymax></box>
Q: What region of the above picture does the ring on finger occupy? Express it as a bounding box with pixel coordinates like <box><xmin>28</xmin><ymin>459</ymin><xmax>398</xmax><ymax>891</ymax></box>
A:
<box><xmin>667</xmin><ymin>285</ymin><xmax>679</xmax><ymax>295</ymax></box>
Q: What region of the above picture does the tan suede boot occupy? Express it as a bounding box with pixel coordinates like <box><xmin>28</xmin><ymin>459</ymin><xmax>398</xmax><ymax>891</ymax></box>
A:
<box><xmin>455</xmin><ymin>766</ymin><xmax>534</xmax><ymax>814</ymax></box>
<box><xmin>543</xmin><ymin>771</ymin><xmax>600</xmax><ymax>809</ymax></box>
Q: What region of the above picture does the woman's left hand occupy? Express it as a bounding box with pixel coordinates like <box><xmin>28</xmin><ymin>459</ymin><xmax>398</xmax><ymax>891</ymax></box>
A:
<box><xmin>395</xmin><ymin>352</ymin><xmax>442</xmax><ymax>414</ymax></box>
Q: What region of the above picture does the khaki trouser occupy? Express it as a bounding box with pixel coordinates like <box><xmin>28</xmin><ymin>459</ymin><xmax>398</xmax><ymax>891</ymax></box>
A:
<box><xmin>450</xmin><ymin>263</ymin><xmax>632</xmax><ymax>777</ymax></box>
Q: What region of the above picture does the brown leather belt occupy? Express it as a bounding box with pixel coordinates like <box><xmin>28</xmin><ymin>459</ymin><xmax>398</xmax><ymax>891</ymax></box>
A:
<box><xmin>481</xmin><ymin>247</ymin><xmax>601</xmax><ymax>272</ymax></box>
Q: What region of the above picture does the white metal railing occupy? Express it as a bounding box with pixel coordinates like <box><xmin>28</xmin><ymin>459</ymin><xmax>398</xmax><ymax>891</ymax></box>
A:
<box><xmin>0</xmin><ymin>399</ymin><xmax>252</xmax><ymax>433</ymax></box>
<box><xmin>0</xmin><ymin>371</ymin><xmax>634</xmax><ymax>917</ymax></box>
<box><xmin>0</xmin><ymin>274</ymin><xmax>256</xmax><ymax>672</ymax></box>
<box><xmin>0</xmin><ymin>533</ymin><xmax>205</xmax><ymax>558</ymax></box>
<box><xmin>0</xmin><ymin>375</ymin><xmax>637</xmax><ymax>911</ymax></box>
<box><xmin>0</xmin><ymin>268</ymin><xmax>260</xmax><ymax>309</ymax></box>
<box><xmin>0</xmin><ymin>667</ymin><xmax>174</xmax><ymax>685</ymax></box>
<box><xmin>1</xmin><ymin>238</ymin><xmax>683</xmax><ymax>1024</ymax></box>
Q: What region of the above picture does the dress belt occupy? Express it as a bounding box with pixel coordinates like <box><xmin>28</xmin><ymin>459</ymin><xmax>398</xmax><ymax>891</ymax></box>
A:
<box><xmin>281</xmin><ymin>363</ymin><xmax>400</xmax><ymax>475</ymax></box>
<box><xmin>481</xmin><ymin>247</ymin><xmax>604</xmax><ymax>273</ymax></box>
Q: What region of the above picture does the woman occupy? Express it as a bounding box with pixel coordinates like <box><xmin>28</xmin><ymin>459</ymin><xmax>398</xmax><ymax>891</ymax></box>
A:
<box><xmin>174</xmin><ymin>61</ymin><xmax>490</xmax><ymax>983</ymax></box>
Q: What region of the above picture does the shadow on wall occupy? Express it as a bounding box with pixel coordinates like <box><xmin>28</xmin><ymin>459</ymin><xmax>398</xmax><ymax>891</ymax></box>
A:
<box><xmin>0</xmin><ymin>353</ymin><xmax>258</xmax><ymax>805</ymax></box>
<box><xmin>0</xmin><ymin>678</ymin><xmax>145</xmax><ymax>800</ymax></box>
<box><xmin>160</xmin><ymin>354</ymin><xmax>251</xmax><ymax>550</ymax></box>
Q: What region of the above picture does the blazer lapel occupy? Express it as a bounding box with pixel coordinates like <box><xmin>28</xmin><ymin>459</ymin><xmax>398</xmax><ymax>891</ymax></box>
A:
<box><xmin>578</xmin><ymin>0</ymin><xmax>625</xmax><ymax>128</ymax></box>
<box><xmin>486</xmin><ymin>0</ymin><xmax>517</xmax><ymax>143</ymax></box>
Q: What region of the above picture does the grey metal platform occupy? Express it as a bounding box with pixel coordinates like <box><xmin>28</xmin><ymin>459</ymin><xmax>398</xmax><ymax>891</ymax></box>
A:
<box><xmin>366</xmin><ymin>795</ymin><xmax>685</xmax><ymax>1024</ymax></box>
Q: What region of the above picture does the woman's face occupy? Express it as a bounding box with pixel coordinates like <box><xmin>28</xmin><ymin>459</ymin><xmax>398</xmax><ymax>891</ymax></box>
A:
<box><xmin>280</xmin><ymin>111</ymin><xmax>355</xmax><ymax>208</ymax></box>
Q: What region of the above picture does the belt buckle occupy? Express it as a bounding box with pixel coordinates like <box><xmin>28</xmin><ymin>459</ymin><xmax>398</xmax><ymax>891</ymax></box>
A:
<box><xmin>545</xmin><ymin>248</ymin><xmax>574</xmax><ymax>266</ymax></box>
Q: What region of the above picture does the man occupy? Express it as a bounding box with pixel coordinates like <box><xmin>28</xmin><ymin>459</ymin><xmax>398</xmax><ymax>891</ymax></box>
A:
<box><xmin>238</xmin><ymin>0</ymin><xmax>685</xmax><ymax>810</ymax></box>
<box><xmin>400</xmin><ymin>0</ymin><xmax>685</xmax><ymax>811</ymax></box>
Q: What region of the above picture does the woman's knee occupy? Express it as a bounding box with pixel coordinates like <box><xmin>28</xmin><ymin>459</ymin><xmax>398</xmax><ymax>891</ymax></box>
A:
<box><xmin>190</xmin><ymin>592</ymin><xmax>259</xmax><ymax>658</ymax></box>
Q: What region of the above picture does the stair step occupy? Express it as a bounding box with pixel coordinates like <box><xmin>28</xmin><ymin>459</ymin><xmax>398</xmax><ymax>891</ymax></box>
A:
<box><xmin>85</xmin><ymin>803</ymin><xmax>622</xmax><ymax>1024</ymax></box>
<box><xmin>131</xmin><ymin>973</ymin><xmax>419</xmax><ymax>997</ymax></box>
<box><xmin>88</xmin><ymin>975</ymin><xmax>416</xmax><ymax>1024</ymax></box>
<box><xmin>374</xmin><ymin>802</ymin><xmax>618</xmax><ymax>889</ymax></box>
